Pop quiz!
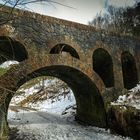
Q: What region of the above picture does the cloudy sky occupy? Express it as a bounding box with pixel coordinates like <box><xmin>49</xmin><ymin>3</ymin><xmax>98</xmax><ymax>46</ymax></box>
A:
<box><xmin>0</xmin><ymin>0</ymin><xmax>138</xmax><ymax>24</ymax></box>
<box><xmin>26</xmin><ymin>0</ymin><xmax>136</xmax><ymax>24</ymax></box>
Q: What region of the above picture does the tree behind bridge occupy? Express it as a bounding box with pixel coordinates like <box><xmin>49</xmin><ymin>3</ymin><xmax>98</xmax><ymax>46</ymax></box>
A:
<box><xmin>89</xmin><ymin>2</ymin><xmax>140</xmax><ymax>37</ymax></box>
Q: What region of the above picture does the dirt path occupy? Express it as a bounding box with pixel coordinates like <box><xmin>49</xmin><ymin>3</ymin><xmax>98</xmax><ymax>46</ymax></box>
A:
<box><xmin>8</xmin><ymin>108</ymin><xmax>132</xmax><ymax>140</ymax></box>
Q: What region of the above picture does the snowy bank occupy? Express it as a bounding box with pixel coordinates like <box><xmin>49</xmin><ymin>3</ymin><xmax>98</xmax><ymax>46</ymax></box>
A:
<box><xmin>111</xmin><ymin>83</ymin><xmax>140</xmax><ymax>109</ymax></box>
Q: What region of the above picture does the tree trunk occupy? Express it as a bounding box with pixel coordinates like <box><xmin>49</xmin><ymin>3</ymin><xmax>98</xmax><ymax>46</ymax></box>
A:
<box><xmin>0</xmin><ymin>104</ymin><xmax>9</xmax><ymax>139</ymax></box>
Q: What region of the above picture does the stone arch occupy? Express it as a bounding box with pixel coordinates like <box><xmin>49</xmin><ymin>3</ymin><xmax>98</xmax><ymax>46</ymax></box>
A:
<box><xmin>16</xmin><ymin>65</ymin><xmax>106</xmax><ymax>126</ymax></box>
<box><xmin>121</xmin><ymin>51</ymin><xmax>138</xmax><ymax>89</ymax></box>
<box><xmin>50</xmin><ymin>43</ymin><xmax>80</xmax><ymax>59</ymax></box>
<box><xmin>0</xmin><ymin>36</ymin><xmax>28</xmax><ymax>64</ymax></box>
<box><xmin>92</xmin><ymin>48</ymin><xmax>114</xmax><ymax>88</ymax></box>
<box><xmin>0</xmin><ymin>65</ymin><xmax>107</xmax><ymax>138</ymax></box>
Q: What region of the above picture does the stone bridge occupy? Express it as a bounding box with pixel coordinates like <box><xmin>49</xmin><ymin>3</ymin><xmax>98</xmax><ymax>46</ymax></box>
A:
<box><xmin>0</xmin><ymin>5</ymin><xmax>140</xmax><ymax>138</ymax></box>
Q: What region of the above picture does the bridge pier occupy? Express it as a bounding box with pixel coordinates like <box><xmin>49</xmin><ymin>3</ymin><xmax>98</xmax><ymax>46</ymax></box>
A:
<box><xmin>76</xmin><ymin>107</ymin><xmax>107</xmax><ymax>127</ymax></box>
<box><xmin>113</xmin><ymin>58</ymin><xmax>124</xmax><ymax>90</ymax></box>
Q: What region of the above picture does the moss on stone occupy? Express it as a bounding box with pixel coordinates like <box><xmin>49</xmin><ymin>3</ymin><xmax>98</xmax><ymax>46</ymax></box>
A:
<box><xmin>0</xmin><ymin>68</ymin><xmax>8</xmax><ymax>76</ymax></box>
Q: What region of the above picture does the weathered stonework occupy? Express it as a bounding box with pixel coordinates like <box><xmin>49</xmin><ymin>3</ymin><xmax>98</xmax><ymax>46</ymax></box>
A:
<box><xmin>107</xmin><ymin>105</ymin><xmax>140</xmax><ymax>140</ymax></box>
<box><xmin>0</xmin><ymin>5</ymin><xmax>140</xmax><ymax>139</ymax></box>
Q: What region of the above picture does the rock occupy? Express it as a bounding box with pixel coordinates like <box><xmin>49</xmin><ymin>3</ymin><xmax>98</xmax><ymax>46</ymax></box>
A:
<box><xmin>107</xmin><ymin>104</ymin><xmax>140</xmax><ymax>140</ymax></box>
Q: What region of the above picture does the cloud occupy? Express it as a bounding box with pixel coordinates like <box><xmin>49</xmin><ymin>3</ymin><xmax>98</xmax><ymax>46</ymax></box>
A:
<box><xmin>27</xmin><ymin>0</ymin><xmax>104</xmax><ymax>24</ymax></box>
<box><xmin>109</xmin><ymin>0</ymin><xmax>136</xmax><ymax>7</ymax></box>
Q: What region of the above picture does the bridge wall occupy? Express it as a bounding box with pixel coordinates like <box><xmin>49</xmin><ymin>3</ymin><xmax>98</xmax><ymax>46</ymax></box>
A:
<box><xmin>0</xmin><ymin>7</ymin><xmax>140</xmax><ymax>91</ymax></box>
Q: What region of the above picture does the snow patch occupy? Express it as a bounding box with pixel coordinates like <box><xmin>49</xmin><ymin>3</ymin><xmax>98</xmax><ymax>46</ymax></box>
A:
<box><xmin>27</xmin><ymin>90</ymin><xmax>76</xmax><ymax>114</ymax></box>
<box><xmin>8</xmin><ymin>109</ymin><xmax>132</xmax><ymax>140</ymax></box>
<box><xmin>10</xmin><ymin>78</ymin><xmax>76</xmax><ymax>115</ymax></box>
<box><xmin>0</xmin><ymin>60</ymin><xmax>19</xmax><ymax>68</ymax></box>
<box><xmin>111</xmin><ymin>83</ymin><xmax>140</xmax><ymax>109</ymax></box>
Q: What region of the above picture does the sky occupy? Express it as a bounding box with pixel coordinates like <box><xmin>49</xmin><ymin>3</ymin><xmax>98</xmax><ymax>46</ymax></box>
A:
<box><xmin>0</xmin><ymin>0</ymin><xmax>138</xmax><ymax>25</ymax></box>
<box><xmin>26</xmin><ymin>0</ymin><xmax>136</xmax><ymax>24</ymax></box>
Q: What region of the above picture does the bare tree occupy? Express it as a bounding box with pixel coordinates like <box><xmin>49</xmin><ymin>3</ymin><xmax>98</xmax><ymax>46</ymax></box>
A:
<box><xmin>0</xmin><ymin>0</ymin><xmax>73</xmax><ymax>9</ymax></box>
<box><xmin>89</xmin><ymin>2</ymin><xmax>140</xmax><ymax>36</ymax></box>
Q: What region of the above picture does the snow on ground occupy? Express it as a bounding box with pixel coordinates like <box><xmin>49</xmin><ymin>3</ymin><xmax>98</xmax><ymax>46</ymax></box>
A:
<box><xmin>8</xmin><ymin>108</ymin><xmax>131</xmax><ymax>140</ymax></box>
<box><xmin>10</xmin><ymin>89</ymin><xmax>75</xmax><ymax>115</ymax></box>
<box><xmin>11</xmin><ymin>78</ymin><xmax>75</xmax><ymax>115</ymax></box>
<box><xmin>10</xmin><ymin>78</ymin><xmax>53</xmax><ymax>105</ymax></box>
<box><xmin>27</xmin><ymin>91</ymin><xmax>76</xmax><ymax>114</ymax></box>
<box><xmin>7</xmin><ymin>78</ymin><xmax>132</xmax><ymax>140</ymax></box>
<box><xmin>111</xmin><ymin>83</ymin><xmax>140</xmax><ymax>109</ymax></box>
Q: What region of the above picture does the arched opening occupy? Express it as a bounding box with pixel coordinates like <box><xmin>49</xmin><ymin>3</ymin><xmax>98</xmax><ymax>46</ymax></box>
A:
<box><xmin>16</xmin><ymin>66</ymin><xmax>106</xmax><ymax>126</ymax></box>
<box><xmin>3</xmin><ymin>66</ymin><xmax>107</xmax><ymax>134</ymax></box>
<box><xmin>50</xmin><ymin>44</ymin><xmax>80</xmax><ymax>59</ymax></box>
<box><xmin>92</xmin><ymin>48</ymin><xmax>114</xmax><ymax>87</ymax></box>
<box><xmin>121</xmin><ymin>51</ymin><xmax>138</xmax><ymax>89</ymax></box>
<box><xmin>0</xmin><ymin>36</ymin><xmax>28</xmax><ymax>64</ymax></box>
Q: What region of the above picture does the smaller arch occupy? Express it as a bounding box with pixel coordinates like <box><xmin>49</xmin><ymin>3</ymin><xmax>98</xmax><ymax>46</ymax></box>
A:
<box><xmin>121</xmin><ymin>51</ymin><xmax>138</xmax><ymax>89</ymax></box>
<box><xmin>50</xmin><ymin>44</ymin><xmax>80</xmax><ymax>59</ymax></box>
<box><xmin>92</xmin><ymin>48</ymin><xmax>114</xmax><ymax>88</ymax></box>
<box><xmin>0</xmin><ymin>36</ymin><xmax>28</xmax><ymax>64</ymax></box>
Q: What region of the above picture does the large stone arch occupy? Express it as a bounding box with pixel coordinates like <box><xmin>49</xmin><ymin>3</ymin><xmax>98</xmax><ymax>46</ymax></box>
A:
<box><xmin>0</xmin><ymin>36</ymin><xmax>28</xmax><ymax>64</ymax></box>
<box><xmin>121</xmin><ymin>51</ymin><xmax>138</xmax><ymax>89</ymax></box>
<box><xmin>0</xmin><ymin>57</ymin><xmax>107</xmax><ymax>138</ymax></box>
<box><xmin>92</xmin><ymin>48</ymin><xmax>114</xmax><ymax>88</ymax></box>
<box><xmin>17</xmin><ymin>65</ymin><xmax>107</xmax><ymax>125</ymax></box>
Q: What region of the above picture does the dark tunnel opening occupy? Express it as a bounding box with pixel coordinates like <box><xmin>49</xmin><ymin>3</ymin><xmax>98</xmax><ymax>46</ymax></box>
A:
<box><xmin>92</xmin><ymin>48</ymin><xmax>114</xmax><ymax>88</ymax></box>
<box><xmin>121</xmin><ymin>51</ymin><xmax>138</xmax><ymax>89</ymax></box>
<box><xmin>0</xmin><ymin>36</ymin><xmax>28</xmax><ymax>64</ymax></box>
